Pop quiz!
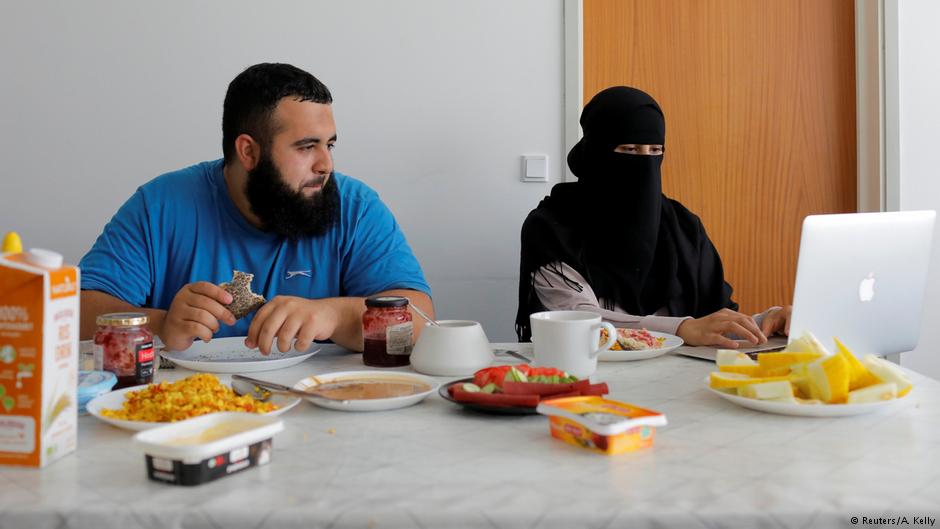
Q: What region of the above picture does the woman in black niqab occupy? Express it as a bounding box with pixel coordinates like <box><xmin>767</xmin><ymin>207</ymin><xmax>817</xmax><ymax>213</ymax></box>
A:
<box><xmin>515</xmin><ymin>87</ymin><xmax>790</xmax><ymax>345</ymax></box>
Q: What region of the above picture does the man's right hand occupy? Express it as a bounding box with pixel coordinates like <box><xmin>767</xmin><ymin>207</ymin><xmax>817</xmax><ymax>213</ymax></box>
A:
<box><xmin>676</xmin><ymin>308</ymin><xmax>767</xmax><ymax>348</ymax></box>
<box><xmin>161</xmin><ymin>282</ymin><xmax>236</xmax><ymax>351</ymax></box>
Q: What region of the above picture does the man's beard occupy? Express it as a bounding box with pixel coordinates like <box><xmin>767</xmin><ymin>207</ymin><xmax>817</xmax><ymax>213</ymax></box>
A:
<box><xmin>245</xmin><ymin>154</ymin><xmax>339</xmax><ymax>240</ymax></box>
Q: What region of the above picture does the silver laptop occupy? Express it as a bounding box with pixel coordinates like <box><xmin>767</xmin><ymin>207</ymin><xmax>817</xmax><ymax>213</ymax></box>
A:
<box><xmin>678</xmin><ymin>210</ymin><xmax>936</xmax><ymax>361</ymax></box>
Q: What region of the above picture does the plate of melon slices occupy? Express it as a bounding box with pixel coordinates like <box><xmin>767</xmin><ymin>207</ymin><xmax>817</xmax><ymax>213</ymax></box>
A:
<box><xmin>705</xmin><ymin>333</ymin><xmax>915</xmax><ymax>417</ymax></box>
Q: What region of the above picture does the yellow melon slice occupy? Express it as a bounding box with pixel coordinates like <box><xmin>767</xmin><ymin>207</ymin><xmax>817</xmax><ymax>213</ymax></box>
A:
<box><xmin>709</xmin><ymin>372</ymin><xmax>790</xmax><ymax>390</ymax></box>
<box><xmin>807</xmin><ymin>355</ymin><xmax>850</xmax><ymax>404</ymax></box>
<box><xmin>862</xmin><ymin>355</ymin><xmax>913</xmax><ymax>397</ymax></box>
<box><xmin>784</xmin><ymin>330</ymin><xmax>832</xmax><ymax>356</ymax></box>
<box><xmin>833</xmin><ymin>338</ymin><xmax>879</xmax><ymax>391</ymax></box>
<box><xmin>847</xmin><ymin>382</ymin><xmax>898</xmax><ymax>404</ymax></box>
<box><xmin>719</xmin><ymin>365</ymin><xmax>763</xmax><ymax>376</ymax></box>
<box><xmin>789</xmin><ymin>363</ymin><xmax>818</xmax><ymax>400</ymax></box>
<box><xmin>757</xmin><ymin>352</ymin><xmax>823</xmax><ymax>371</ymax></box>
<box><xmin>715</xmin><ymin>349</ymin><xmax>758</xmax><ymax>367</ymax></box>
<box><xmin>738</xmin><ymin>380</ymin><xmax>794</xmax><ymax>400</ymax></box>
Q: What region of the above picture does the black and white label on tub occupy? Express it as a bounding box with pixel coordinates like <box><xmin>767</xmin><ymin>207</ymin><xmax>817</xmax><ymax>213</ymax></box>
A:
<box><xmin>230</xmin><ymin>445</ymin><xmax>249</xmax><ymax>463</ymax></box>
<box><xmin>152</xmin><ymin>457</ymin><xmax>174</xmax><ymax>472</ymax></box>
<box><xmin>227</xmin><ymin>459</ymin><xmax>251</xmax><ymax>474</ymax></box>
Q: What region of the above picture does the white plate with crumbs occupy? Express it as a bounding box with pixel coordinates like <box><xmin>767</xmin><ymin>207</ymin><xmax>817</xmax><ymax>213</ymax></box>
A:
<box><xmin>160</xmin><ymin>336</ymin><xmax>320</xmax><ymax>373</ymax></box>
<box><xmin>86</xmin><ymin>384</ymin><xmax>300</xmax><ymax>431</ymax></box>
<box><xmin>293</xmin><ymin>371</ymin><xmax>440</xmax><ymax>412</ymax></box>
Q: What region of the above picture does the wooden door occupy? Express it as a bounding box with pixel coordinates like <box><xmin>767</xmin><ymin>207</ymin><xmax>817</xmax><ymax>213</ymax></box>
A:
<box><xmin>583</xmin><ymin>0</ymin><xmax>857</xmax><ymax>315</ymax></box>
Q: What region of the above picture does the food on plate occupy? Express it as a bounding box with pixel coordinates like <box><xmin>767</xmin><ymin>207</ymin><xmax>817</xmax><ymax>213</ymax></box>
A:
<box><xmin>786</xmin><ymin>332</ymin><xmax>832</xmax><ymax>356</ymax></box>
<box><xmin>807</xmin><ymin>354</ymin><xmax>850</xmax><ymax>403</ymax></box>
<box><xmin>220</xmin><ymin>270</ymin><xmax>266</xmax><ymax>320</ymax></box>
<box><xmin>536</xmin><ymin>396</ymin><xmax>667</xmax><ymax>455</ymax></box>
<box><xmin>472</xmin><ymin>364</ymin><xmax>578</xmax><ymax>387</ymax></box>
<box><xmin>846</xmin><ymin>382</ymin><xmax>898</xmax><ymax>405</ymax></box>
<box><xmin>737</xmin><ymin>380</ymin><xmax>794</xmax><ymax>401</ymax></box>
<box><xmin>447</xmin><ymin>365</ymin><xmax>609</xmax><ymax>408</ymax></box>
<box><xmin>600</xmin><ymin>328</ymin><xmax>667</xmax><ymax>351</ymax></box>
<box><xmin>101</xmin><ymin>373</ymin><xmax>278</xmax><ymax>422</ymax></box>
<box><xmin>708</xmin><ymin>331</ymin><xmax>914</xmax><ymax>405</ymax></box>
<box><xmin>716</xmin><ymin>349</ymin><xmax>759</xmax><ymax>367</ymax></box>
<box><xmin>861</xmin><ymin>353</ymin><xmax>913</xmax><ymax>397</ymax></box>
<box><xmin>708</xmin><ymin>372</ymin><xmax>790</xmax><ymax>390</ymax></box>
<box><xmin>309</xmin><ymin>377</ymin><xmax>431</xmax><ymax>400</ymax></box>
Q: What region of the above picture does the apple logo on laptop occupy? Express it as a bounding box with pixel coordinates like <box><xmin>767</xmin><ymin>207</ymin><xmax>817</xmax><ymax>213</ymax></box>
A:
<box><xmin>858</xmin><ymin>272</ymin><xmax>876</xmax><ymax>302</ymax></box>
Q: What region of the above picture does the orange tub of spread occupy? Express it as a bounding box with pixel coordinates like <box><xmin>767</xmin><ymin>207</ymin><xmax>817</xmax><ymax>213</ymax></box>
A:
<box><xmin>536</xmin><ymin>396</ymin><xmax>667</xmax><ymax>455</ymax></box>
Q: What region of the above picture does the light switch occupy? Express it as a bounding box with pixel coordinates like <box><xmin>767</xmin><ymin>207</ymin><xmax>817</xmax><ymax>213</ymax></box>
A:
<box><xmin>522</xmin><ymin>155</ymin><xmax>548</xmax><ymax>182</ymax></box>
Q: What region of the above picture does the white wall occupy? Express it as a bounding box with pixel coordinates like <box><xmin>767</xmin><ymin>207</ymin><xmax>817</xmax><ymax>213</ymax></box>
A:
<box><xmin>0</xmin><ymin>0</ymin><xmax>565</xmax><ymax>342</ymax></box>
<box><xmin>896</xmin><ymin>0</ymin><xmax>940</xmax><ymax>379</ymax></box>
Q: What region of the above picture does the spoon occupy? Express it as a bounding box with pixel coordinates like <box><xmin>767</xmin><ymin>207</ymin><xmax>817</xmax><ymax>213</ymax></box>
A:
<box><xmin>231</xmin><ymin>374</ymin><xmax>349</xmax><ymax>403</ymax></box>
<box><xmin>407</xmin><ymin>300</ymin><xmax>439</xmax><ymax>327</ymax></box>
<box><xmin>494</xmin><ymin>348</ymin><xmax>531</xmax><ymax>363</ymax></box>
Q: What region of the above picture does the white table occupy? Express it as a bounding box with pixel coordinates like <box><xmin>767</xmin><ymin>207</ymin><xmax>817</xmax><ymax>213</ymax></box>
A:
<box><xmin>2</xmin><ymin>343</ymin><xmax>939</xmax><ymax>529</ymax></box>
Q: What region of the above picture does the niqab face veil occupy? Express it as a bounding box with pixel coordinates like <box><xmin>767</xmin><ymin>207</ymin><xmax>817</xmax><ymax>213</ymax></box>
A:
<box><xmin>565</xmin><ymin>87</ymin><xmax>668</xmax><ymax>313</ymax></box>
<box><xmin>516</xmin><ymin>86</ymin><xmax>738</xmax><ymax>341</ymax></box>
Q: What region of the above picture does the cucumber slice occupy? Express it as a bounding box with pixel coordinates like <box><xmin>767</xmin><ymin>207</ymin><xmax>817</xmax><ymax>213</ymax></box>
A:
<box><xmin>504</xmin><ymin>367</ymin><xmax>528</xmax><ymax>383</ymax></box>
<box><xmin>481</xmin><ymin>383</ymin><xmax>498</xmax><ymax>393</ymax></box>
<box><xmin>461</xmin><ymin>383</ymin><xmax>481</xmax><ymax>392</ymax></box>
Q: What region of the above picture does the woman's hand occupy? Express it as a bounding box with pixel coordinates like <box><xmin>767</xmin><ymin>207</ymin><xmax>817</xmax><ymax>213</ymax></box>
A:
<box><xmin>676</xmin><ymin>308</ymin><xmax>767</xmax><ymax>348</ymax></box>
<box><xmin>759</xmin><ymin>305</ymin><xmax>792</xmax><ymax>338</ymax></box>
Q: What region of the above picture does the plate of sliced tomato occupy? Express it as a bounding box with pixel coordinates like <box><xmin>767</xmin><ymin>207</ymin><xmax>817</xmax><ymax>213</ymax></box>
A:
<box><xmin>440</xmin><ymin>365</ymin><xmax>610</xmax><ymax>415</ymax></box>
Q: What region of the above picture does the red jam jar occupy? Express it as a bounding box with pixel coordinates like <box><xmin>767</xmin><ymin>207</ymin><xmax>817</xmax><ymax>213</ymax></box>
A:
<box><xmin>94</xmin><ymin>313</ymin><xmax>155</xmax><ymax>389</ymax></box>
<box><xmin>362</xmin><ymin>296</ymin><xmax>414</xmax><ymax>367</ymax></box>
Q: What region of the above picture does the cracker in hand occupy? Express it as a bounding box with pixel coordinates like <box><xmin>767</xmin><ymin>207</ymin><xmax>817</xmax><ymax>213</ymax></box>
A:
<box><xmin>220</xmin><ymin>270</ymin><xmax>266</xmax><ymax>320</ymax></box>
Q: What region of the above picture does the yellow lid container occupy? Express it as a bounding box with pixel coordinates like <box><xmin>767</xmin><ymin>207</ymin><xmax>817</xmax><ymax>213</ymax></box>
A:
<box><xmin>536</xmin><ymin>396</ymin><xmax>667</xmax><ymax>455</ymax></box>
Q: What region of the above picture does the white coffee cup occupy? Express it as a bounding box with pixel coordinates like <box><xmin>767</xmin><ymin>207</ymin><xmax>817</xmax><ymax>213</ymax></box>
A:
<box><xmin>410</xmin><ymin>320</ymin><xmax>494</xmax><ymax>376</ymax></box>
<box><xmin>529</xmin><ymin>311</ymin><xmax>617</xmax><ymax>378</ymax></box>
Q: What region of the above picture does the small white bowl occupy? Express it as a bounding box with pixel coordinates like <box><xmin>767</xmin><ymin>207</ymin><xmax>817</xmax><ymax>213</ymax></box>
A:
<box><xmin>410</xmin><ymin>320</ymin><xmax>494</xmax><ymax>376</ymax></box>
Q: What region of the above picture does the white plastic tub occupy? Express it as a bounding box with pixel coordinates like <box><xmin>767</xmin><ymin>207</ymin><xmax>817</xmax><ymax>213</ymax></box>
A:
<box><xmin>133</xmin><ymin>412</ymin><xmax>283</xmax><ymax>486</ymax></box>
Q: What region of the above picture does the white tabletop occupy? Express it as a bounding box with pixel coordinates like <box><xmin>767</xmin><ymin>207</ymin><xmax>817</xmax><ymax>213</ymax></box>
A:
<box><xmin>2</xmin><ymin>343</ymin><xmax>939</xmax><ymax>529</ymax></box>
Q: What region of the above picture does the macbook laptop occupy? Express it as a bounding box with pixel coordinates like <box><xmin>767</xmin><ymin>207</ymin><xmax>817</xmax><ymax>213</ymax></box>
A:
<box><xmin>678</xmin><ymin>210</ymin><xmax>936</xmax><ymax>361</ymax></box>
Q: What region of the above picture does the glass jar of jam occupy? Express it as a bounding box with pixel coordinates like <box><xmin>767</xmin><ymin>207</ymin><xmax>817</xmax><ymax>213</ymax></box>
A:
<box><xmin>362</xmin><ymin>296</ymin><xmax>413</xmax><ymax>367</ymax></box>
<box><xmin>93</xmin><ymin>313</ymin><xmax>155</xmax><ymax>389</ymax></box>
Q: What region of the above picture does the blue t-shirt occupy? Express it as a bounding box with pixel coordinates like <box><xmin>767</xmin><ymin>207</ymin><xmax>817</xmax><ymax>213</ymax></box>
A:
<box><xmin>80</xmin><ymin>159</ymin><xmax>430</xmax><ymax>336</ymax></box>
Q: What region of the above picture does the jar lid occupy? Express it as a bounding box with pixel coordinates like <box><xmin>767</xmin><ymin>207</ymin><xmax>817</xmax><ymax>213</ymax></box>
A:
<box><xmin>96</xmin><ymin>312</ymin><xmax>149</xmax><ymax>327</ymax></box>
<box><xmin>77</xmin><ymin>370</ymin><xmax>117</xmax><ymax>399</ymax></box>
<box><xmin>25</xmin><ymin>248</ymin><xmax>63</xmax><ymax>269</ymax></box>
<box><xmin>365</xmin><ymin>296</ymin><xmax>409</xmax><ymax>308</ymax></box>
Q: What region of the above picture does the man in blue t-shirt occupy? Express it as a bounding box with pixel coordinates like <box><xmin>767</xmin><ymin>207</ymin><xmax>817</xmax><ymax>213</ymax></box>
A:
<box><xmin>79</xmin><ymin>63</ymin><xmax>433</xmax><ymax>354</ymax></box>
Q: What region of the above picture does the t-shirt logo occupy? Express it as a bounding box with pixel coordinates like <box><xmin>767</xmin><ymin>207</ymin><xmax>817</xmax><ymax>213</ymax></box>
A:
<box><xmin>286</xmin><ymin>270</ymin><xmax>312</xmax><ymax>280</ymax></box>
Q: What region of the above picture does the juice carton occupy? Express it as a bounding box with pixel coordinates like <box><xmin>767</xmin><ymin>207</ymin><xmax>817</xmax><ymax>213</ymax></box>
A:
<box><xmin>0</xmin><ymin>248</ymin><xmax>79</xmax><ymax>467</ymax></box>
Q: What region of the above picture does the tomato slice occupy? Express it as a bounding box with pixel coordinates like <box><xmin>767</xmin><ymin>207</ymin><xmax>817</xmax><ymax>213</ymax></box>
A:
<box><xmin>472</xmin><ymin>365</ymin><xmax>531</xmax><ymax>388</ymax></box>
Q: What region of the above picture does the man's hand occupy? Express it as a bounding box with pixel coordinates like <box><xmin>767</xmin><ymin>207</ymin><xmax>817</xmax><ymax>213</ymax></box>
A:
<box><xmin>676</xmin><ymin>308</ymin><xmax>767</xmax><ymax>348</ymax></box>
<box><xmin>161</xmin><ymin>282</ymin><xmax>236</xmax><ymax>351</ymax></box>
<box><xmin>759</xmin><ymin>305</ymin><xmax>792</xmax><ymax>338</ymax></box>
<box><xmin>245</xmin><ymin>296</ymin><xmax>340</xmax><ymax>355</ymax></box>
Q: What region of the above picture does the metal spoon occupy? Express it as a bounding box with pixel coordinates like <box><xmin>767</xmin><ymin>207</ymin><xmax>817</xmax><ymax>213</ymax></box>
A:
<box><xmin>231</xmin><ymin>374</ymin><xmax>349</xmax><ymax>403</ymax></box>
<box><xmin>406</xmin><ymin>299</ymin><xmax>439</xmax><ymax>327</ymax></box>
<box><xmin>493</xmin><ymin>348</ymin><xmax>531</xmax><ymax>363</ymax></box>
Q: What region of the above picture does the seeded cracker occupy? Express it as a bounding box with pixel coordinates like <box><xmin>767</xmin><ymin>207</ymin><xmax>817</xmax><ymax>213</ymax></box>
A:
<box><xmin>220</xmin><ymin>270</ymin><xmax>266</xmax><ymax>319</ymax></box>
